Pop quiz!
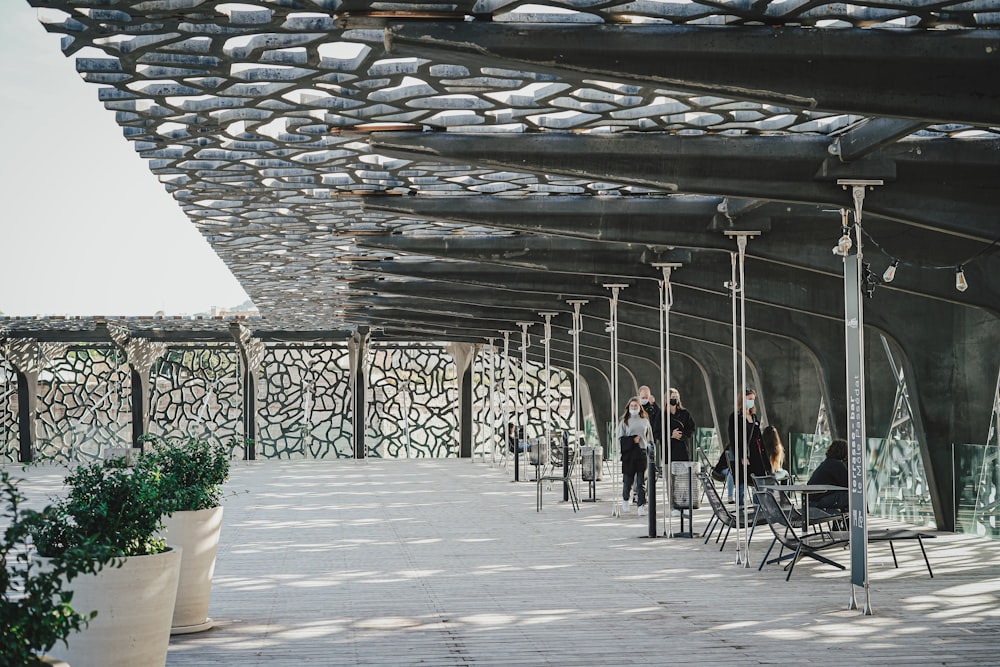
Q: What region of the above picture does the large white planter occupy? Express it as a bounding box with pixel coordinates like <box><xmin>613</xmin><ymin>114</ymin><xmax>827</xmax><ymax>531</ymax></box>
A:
<box><xmin>161</xmin><ymin>505</ymin><xmax>223</xmax><ymax>634</ymax></box>
<box><xmin>48</xmin><ymin>547</ymin><xmax>182</xmax><ymax>667</ymax></box>
<box><xmin>34</xmin><ymin>657</ymin><xmax>70</xmax><ymax>667</ymax></box>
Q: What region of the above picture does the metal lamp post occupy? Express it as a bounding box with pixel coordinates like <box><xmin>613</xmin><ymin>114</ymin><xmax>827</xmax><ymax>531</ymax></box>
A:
<box><xmin>838</xmin><ymin>178</ymin><xmax>881</xmax><ymax>614</ymax></box>
<box><xmin>725</xmin><ymin>230</ymin><xmax>760</xmax><ymax>567</ymax></box>
<box><xmin>501</xmin><ymin>330</ymin><xmax>513</xmax><ymax>479</ymax></box>
<box><xmin>516</xmin><ymin>321</ymin><xmax>533</xmax><ymax>482</ymax></box>
<box><xmin>539</xmin><ymin>312</ymin><xmax>559</xmax><ymax>471</ymax></box>
<box><xmin>567</xmin><ymin>299</ymin><xmax>589</xmax><ymax>501</ymax></box>
<box><xmin>604</xmin><ymin>284</ymin><xmax>628</xmax><ymax>517</ymax></box>
<box><xmin>653</xmin><ymin>263</ymin><xmax>682</xmax><ymax>538</ymax></box>
<box><xmin>485</xmin><ymin>337</ymin><xmax>496</xmax><ymax>466</ymax></box>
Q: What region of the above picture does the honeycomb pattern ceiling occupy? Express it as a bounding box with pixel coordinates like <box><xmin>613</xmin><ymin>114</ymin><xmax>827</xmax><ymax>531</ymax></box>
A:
<box><xmin>14</xmin><ymin>0</ymin><xmax>1000</xmax><ymax>338</ymax></box>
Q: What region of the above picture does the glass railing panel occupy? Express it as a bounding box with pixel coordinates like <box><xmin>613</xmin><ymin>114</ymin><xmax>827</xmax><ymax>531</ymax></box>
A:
<box><xmin>788</xmin><ymin>433</ymin><xmax>831</xmax><ymax>483</ymax></box>
<box><xmin>954</xmin><ymin>442</ymin><xmax>999</xmax><ymax>539</ymax></box>
<box><xmin>866</xmin><ymin>437</ymin><xmax>935</xmax><ymax>528</ymax></box>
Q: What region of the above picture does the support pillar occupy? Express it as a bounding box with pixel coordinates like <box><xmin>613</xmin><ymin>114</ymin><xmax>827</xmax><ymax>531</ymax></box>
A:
<box><xmin>568</xmin><ymin>300</ymin><xmax>588</xmax><ymax>501</ymax></box>
<box><xmin>3</xmin><ymin>340</ymin><xmax>42</xmax><ymax>464</ymax></box>
<box><xmin>16</xmin><ymin>370</ymin><xmax>32</xmax><ymax>463</ymax></box>
<box><xmin>461</xmin><ymin>361</ymin><xmax>473</xmax><ymax>458</ymax></box>
<box><xmin>233</xmin><ymin>323</ymin><xmax>265</xmax><ymax>460</ymax></box>
<box><xmin>130</xmin><ymin>369</ymin><xmax>144</xmax><ymax>447</ymax></box>
<box><xmin>604</xmin><ymin>283</ymin><xmax>628</xmax><ymax>517</ymax></box>
<box><xmin>726</xmin><ymin>230</ymin><xmax>760</xmax><ymax>566</ymax></box>
<box><xmin>516</xmin><ymin>322</ymin><xmax>533</xmax><ymax>481</ymax></box>
<box><xmin>349</xmin><ymin>328</ymin><xmax>371</xmax><ymax>460</ymax></box>
<box><xmin>119</xmin><ymin>337</ymin><xmax>166</xmax><ymax>448</ymax></box>
<box><xmin>837</xmin><ymin>179</ymin><xmax>883</xmax><ymax>615</ymax></box>
<box><xmin>486</xmin><ymin>337</ymin><xmax>496</xmax><ymax>465</ymax></box>
<box><xmin>655</xmin><ymin>263</ymin><xmax>682</xmax><ymax>538</ymax></box>
<box><xmin>539</xmin><ymin>312</ymin><xmax>558</xmax><ymax>469</ymax></box>
<box><xmin>501</xmin><ymin>331</ymin><xmax>513</xmax><ymax>474</ymax></box>
<box><xmin>448</xmin><ymin>342</ymin><xmax>477</xmax><ymax>459</ymax></box>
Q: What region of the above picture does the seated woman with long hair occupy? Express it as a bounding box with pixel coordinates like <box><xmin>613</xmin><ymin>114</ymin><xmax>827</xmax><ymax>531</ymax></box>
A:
<box><xmin>762</xmin><ymin>425</ymin><xmax>788</xmax><ymax>482</ymax></box>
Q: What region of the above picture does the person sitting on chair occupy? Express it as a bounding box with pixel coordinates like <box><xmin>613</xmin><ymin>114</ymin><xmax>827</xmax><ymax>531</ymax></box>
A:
<box><xmin>806</xmin><ymin>439</ymin><xmax>849</xmax><ymax>512</ymax></box>
<box><xmin>762</xmin><ymin>426</ymin><xmax>788</xmax><ymax>482</ymax></box>
<box><xmin>507</xmin><ymin>423</ymin><xmax>527</xmax><ymax>453</ymax></box>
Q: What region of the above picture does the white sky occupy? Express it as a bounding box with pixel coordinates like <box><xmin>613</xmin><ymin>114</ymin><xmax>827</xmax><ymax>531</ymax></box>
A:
<box><xmin>0</xmin><ymin>4</ymin><xmax>252</xmax><ymax>317</ymax></box>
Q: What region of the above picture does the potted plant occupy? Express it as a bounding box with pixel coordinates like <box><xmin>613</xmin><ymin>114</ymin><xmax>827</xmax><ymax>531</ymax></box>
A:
<box><xmin>138</xmin><ymin>435</ymin><xmax>232</xmax><ymax>634</ymax></box>
<box><xmin>30</xmin><ymin>457</ymin><xmax>182</xmax><ymax>667</ymax></box>
<box><xmin>0</xmin><ymin>470</ymin><xmax>109</xmax><ymax>666</ymax></box>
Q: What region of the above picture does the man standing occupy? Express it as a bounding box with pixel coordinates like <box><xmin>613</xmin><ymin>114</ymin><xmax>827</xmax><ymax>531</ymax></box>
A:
<box><xmin>637</xmin><ymin>385</ymin><xmax>662</xmax><ymax>470</ymax></box>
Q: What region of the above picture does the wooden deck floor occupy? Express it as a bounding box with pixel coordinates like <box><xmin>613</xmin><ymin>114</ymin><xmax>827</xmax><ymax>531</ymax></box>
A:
<box><xmin>10</xmin><ymin>459</ymin><xmax>1000</xmax><ymax>666</ymax></box>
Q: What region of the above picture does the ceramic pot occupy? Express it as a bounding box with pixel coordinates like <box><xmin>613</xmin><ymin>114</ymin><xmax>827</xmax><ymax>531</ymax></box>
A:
<box><xmin>33</xmin><ymin>657</ymin><xmax>70</xmax><ymax>667</ymax></box>
<box><xmin>161</xmin><ymin>506</ymin><xmax>223</xmax><ymax>634</ymax></box>
<box><xmin>48</xmin><ymin>547</ymin><xmax>182</xmax><ymax>667</ymax></box>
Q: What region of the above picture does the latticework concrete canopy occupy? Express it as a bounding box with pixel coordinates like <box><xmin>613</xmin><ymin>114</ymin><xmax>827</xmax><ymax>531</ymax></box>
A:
<box><xmin>20</xmin><ymin>0</ymin><xmax>998</xmax><ymax>330</ymax></box>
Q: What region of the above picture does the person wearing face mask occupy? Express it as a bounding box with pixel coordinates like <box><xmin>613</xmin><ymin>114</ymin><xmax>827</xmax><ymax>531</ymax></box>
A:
<box><xmin>664</xmin><ymin>388</ymin><xmax>697</xmax><ymax>517</ymax></box>
<box><xmin>727</xmin><ymin>388</ymin><xmax>770</xmax><ymax>506</ymax></box>
<box><xmin>637</xmin><ymin>385</ymin><xmax>662</xmax><ymax>456</ymax></box>
<box><xmin>665</xmin><ymin>387</ymin><xmax>695</xmax><ymax>463</ymax></box>
<box><xmin>616</xmin><ymin>397</ymin><xmax>654</xmax><ymax>516</ymax></box>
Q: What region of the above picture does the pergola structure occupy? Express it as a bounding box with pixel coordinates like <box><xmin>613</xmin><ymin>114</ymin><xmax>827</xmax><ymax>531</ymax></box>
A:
<box><xmin>4</xmin><ymin>0</ymin><xmax>999</xmax><ymax>530</ymax></box>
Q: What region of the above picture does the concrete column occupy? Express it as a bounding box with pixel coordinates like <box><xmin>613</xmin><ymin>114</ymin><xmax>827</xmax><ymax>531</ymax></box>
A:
<box><xmin>460</xmin><ymin>362</ymin><xmax>473</xmax><ymax>458</ymax></box>
<box><xmin>447</xmin><ymin>342</ymin><xmax>477</xmax><ymax>459</ymax></box>
<box><xmin>3</xmin><ymin>339</ymin><xmax>41</xmax><ymax>463</ymax></box>
<box><xmin>121</xmin><ymin>338</ymin><xmax>167</xmax><ymax>448</ymax></box>
<box><xmin>233</xmin><ymin>323</ymin><xmax>265</xmax><ymax>460</ymax></box>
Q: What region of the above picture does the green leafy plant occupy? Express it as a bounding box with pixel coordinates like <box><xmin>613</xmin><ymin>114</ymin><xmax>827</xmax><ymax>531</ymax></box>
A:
<box><xmin>138</xmin><ymin>435</ymin><xmax>233</xmax><ymax>514</ymax></box>
<box><xmin>0</xmin><ymin>470</ymin><xmax>108</xmax><ymax>663</ymax></box>
<box><xmin>32</xmin><ymin>457</ymin><xmax>169</xmax><ymax>559</ymax></box>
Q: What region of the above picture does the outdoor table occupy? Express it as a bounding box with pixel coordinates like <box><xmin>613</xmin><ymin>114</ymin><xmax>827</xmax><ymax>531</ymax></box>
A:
<box><xmin>761</xmin><ymin>483</ymin><xmax>847</xmax><ymax>531</ymax></box>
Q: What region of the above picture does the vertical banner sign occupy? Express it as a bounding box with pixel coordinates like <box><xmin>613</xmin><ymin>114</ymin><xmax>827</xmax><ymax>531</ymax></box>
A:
<box><xmin>844</xmin><ymin>254</ymin><xmax>868</xmax><ymax>588</ymax></box>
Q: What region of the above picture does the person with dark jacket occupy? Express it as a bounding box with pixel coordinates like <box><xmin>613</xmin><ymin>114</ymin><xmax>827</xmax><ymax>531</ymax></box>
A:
<box><xmin>807</xmin><ymin>439</ymin><xmax>849</xmax><ymax>512</ymax></box>
<box><xmin>637</xmin><ymin>385</ymin><xmax>662</xmax><ymax>450</ymax></box>
<box><xmin>665</xmin><ymin>387</ymin><xmax>695</xmax><ymax>463</ymax></box>
<box><xmin>638</xmin><ymin>385</ymin><xmax>663</xmax><ymax>481</ymax></box>
<box><xmin>727</xmin><ymin>388</ymin><xmax>770</xmax><ymax>505</ymax></box>
<box><xmin>616</xmin><ymin>397</ymin><xmax>654</xmax><ymax>517</ymax></box>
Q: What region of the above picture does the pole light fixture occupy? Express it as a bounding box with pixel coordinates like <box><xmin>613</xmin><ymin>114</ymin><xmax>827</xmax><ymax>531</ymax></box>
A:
<box><xmin>723</xmin><ymin>230</ymin><xmax>760</xmax><ymax>567</ymax></box>
<box><xmin>603</xmin><ymin>283</ymin><xmax>628</xmax><ymax>518</ymax></box>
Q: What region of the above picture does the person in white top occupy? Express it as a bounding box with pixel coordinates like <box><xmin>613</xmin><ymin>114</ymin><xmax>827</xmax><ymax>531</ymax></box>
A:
<box><xmin>616</xmin><ymin>397</ymin><xmax>654</xmax><ymax>516</ymax></box>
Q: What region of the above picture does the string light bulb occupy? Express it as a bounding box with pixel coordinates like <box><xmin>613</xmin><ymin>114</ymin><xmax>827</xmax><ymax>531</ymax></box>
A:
<box><xmin>955</xmin><ymin>265</ymin><xmax>969</xmax><ymax>292</ymax></box>
<box><xmin>832</xmin><ymin>227</ymin><xmax>853</xmax><ymax>256</ymax></box>
<box><xmin>882</xmin><ymin>259</ymin><xmax>899</xmax><ymax>283</ymax></box>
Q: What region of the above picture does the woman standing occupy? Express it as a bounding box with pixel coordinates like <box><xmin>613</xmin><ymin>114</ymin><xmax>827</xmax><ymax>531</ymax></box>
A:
<box><xmin>728</xmin><ymin>388</ymin><xmax>769</xmax><ymax>505</ymax></box>
<box><xmin>616</xmin><ymin>397</ymin><xmax>653</xmax><ymax>516</ymax></box>
<box><xmin>665</xmin><ymin>387</ymin><xmax>696</xmax><ymax>463</ymax></box>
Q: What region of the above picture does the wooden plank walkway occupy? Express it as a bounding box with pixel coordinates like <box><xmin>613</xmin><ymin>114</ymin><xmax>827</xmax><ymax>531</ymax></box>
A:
<box><xmin>9</xmin><ymin>460</ymin><xmax>1000</xmax><ymax>666</ymax></box>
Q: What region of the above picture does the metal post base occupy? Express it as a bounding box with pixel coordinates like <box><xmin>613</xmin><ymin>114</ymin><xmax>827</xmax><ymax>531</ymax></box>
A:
<box><xmin>849</xmin><ymin>585</ymin><xmax>874</xmax><ymax>615</ymax></box>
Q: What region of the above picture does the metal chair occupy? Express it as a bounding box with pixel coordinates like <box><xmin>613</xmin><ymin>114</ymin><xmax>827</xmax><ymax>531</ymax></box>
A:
<box><xmin>754</xmin><ymin>489</ymin><xmax>849</xmax><ymax>580</ymax></box>
<box><xmin>536</xmin><ymin>448</ymin><xmax>581</xmax><ymax>513</ymax></box>
<box><xmin>750</xmin><ymin>473</ymin><xmax>846</xmax><ymax>565</ymax></box>
<box><xmin>698</xmin><ymin>471</ymin><xmax>764</xmax><ymax>551</ymax></box>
